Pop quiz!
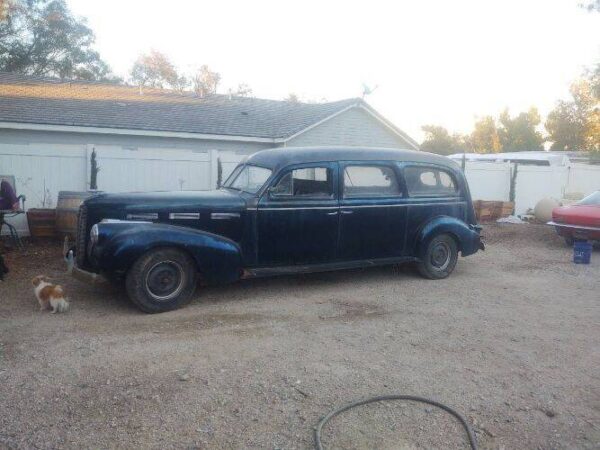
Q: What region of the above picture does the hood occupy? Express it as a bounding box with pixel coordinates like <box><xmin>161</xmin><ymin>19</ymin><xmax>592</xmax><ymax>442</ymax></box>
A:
<box><xmin>85</xmin><ymin>189</ymin><xmax>246</xmax><ymax>213</ymax></box>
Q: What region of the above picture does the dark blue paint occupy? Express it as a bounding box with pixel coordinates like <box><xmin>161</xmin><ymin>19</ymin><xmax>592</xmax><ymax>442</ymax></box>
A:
<box><xmin>92</xmin><ymin>222</ymin><xmax>242</xmax><ymax>284</ymax></box>
<box><xmin>76</xmin><ymin>147</ymin><xmax>482</xmax><ymax>283</ymax></box>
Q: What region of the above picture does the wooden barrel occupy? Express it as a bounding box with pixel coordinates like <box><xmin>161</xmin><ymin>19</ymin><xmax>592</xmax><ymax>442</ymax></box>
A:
<box><xmin>56</xmin><ymin>191</ymin><xmax>94</xmax><ymax>237</ymax></box>
<box><xmin>26</xmin><ymin>208</ymin><xmax>57</xmax><ymax>238</ymax></box>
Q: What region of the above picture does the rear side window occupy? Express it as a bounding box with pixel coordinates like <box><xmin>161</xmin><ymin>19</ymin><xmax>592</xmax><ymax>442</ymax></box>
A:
<box><xmin>271</xmin><ymin>167</ymin><xmax>333</xmax><ymax>198</ymax></box>
<box><xmin>343</xmin><ymin>165</ymin><xmax>401</xmax><ymax>197</ymax></box>
<box><xmin>405</xmin><ymin>166</ymin><xmax>458</xmax><ymax>197</ymax></box>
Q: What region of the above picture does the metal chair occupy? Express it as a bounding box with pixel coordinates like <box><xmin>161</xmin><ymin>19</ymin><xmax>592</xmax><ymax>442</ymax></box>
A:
<box><xmin>0</xmin><ymin>175</ymin><xmax>26</xmax><ymax>249</ymax></box>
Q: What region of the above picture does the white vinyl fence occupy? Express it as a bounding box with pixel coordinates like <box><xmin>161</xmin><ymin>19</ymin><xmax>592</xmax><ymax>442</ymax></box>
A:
<box><xmin>1</xmin><ymin>144</ymin><xmax>245</xmax><ymax>235</ymax></box>
<box><xmin>3</xmin><ymin>142</ymin><xmax>600</xmax><ymax>235</ymax></box>
<box><xmin>463</xmin><ymin>161</ymin><xmax>600</xmax><ymax>215</ymax></box>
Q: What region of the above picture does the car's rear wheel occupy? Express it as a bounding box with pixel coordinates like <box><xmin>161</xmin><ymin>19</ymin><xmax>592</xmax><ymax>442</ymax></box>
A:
<box><xmin>416</xmin><ymin>233</ymin><xmax>458</xmax><ymax>279</ymax></box>
<box><xmin>126</xmin><ymin>247</ymin><xmax>197</xmax><ymax>313</ymax></box>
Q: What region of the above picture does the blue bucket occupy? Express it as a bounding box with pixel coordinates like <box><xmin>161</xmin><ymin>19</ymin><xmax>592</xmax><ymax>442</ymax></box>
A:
<box><xmin>573</xmin><ymin>240</ymin><xmax>592</xmax><ymax>264</ymax></box>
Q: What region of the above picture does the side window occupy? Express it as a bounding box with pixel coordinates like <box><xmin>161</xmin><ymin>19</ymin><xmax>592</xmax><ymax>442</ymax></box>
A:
<box><xmin>271</xmin><ymin>167</ymin><xmax>333</xmax><ymax>198</ymax></box>
<box><xmin>404</xmin><ymin>166</ymin><xmax>458</xmax><ymax>197</ymax></box>
<box><xmin>343</xmin><ymin>165</ymin><xmax>401</xmax><ymax>197</ymax></box>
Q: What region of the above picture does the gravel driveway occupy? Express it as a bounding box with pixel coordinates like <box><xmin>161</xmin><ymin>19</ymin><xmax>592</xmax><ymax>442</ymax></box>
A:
<box><xmin>1</xmin><ymin>224</ymin><xmax>599</xmax><ymax>449</ymax></box>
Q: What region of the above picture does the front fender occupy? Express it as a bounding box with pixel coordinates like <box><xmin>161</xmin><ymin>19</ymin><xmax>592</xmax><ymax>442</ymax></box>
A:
<box><xmin>92</xmin><ymin>222</ymin><xmax>243</xmax><ymax>284</ymax></box>
<box><xmin>416</xmin><ymin>216</ymin><xmax>482</xmax><ymax>259</ymax></box>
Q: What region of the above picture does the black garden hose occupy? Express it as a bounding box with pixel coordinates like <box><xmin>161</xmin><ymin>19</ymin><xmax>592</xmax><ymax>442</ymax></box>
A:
<box><xmin>314</xmin><ymin>394</ymin><xmax>478</xmax><ymax>450</ymax></box>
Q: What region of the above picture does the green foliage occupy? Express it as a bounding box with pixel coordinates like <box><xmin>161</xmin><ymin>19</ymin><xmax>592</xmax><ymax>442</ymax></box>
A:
<box><xmin>498</xmin><ymin>107</ymin><xmax>544</xmax><ymax>151</ymax></box>
<box><xmin>470</xmin><ymin>116</ymin><xmax>501</xmax><ymax>153</ymax></box>
<box><xmin>546</xmin><ymin>66</ymin><xmax>600</xmax><ymax>151</ymax></box>
<box><xmin>545</xmin><ymin>100</ymin><xmax>587</xmax><ymax>151</ymax></box>
<box><xmin>420</xmin><ymin>125</ymin><xmax>470</xmax><ymax>155</ymax></box>
<box><xmin>0</xmin><ymin>0</ymin><xmax>117</xmax><ymax>80</ymax></box>
<box><xmin>130</xmin><ymin>50</ymin><xmax>187</xmax><ymax>90</ymax></box>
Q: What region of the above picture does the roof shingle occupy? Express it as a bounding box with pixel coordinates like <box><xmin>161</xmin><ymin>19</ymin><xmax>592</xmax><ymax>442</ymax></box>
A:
<box><xmin>0</xmin><ymin>72</ymin><xmax>363</xmax><ymax>139</ymax></box>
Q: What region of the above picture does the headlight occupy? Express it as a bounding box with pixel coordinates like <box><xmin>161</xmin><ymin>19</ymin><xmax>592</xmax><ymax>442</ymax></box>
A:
<box><xmin>90</xmin><ymin>224</ymin><xmax>99</xmax><ymax>245</ymax></box>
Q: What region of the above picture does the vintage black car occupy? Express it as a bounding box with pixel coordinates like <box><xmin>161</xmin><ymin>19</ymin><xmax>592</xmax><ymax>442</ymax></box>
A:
<box><xmin>70</xmin><ymin>147</ymin><xmax>484</xmax><ymax>313</ymax></box>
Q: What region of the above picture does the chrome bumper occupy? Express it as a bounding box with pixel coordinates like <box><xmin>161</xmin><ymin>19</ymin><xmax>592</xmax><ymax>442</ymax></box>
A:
<box><xmin>64</xmin><ymin>240</ymin><xmax>107</xmax><ymax>285</ymax></box>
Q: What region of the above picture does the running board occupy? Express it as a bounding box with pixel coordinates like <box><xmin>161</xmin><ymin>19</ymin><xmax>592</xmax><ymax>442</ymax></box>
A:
<box><xmin>242</xmin><ymin>256</ymin><xmax>418</xmax><ymax>279</ymax></box>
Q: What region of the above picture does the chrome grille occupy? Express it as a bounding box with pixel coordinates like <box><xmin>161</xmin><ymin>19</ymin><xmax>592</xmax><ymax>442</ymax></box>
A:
<box><xmin>76</xmin><ymin>204</ymin><xmax>87</xmax><ymax>267</ymax></box>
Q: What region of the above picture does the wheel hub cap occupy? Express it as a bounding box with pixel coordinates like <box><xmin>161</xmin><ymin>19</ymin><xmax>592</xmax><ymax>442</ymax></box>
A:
<box><xmin>145</xmin><ymin>261</ymin><xmax>184</xmax><ymax>301</ymax></box>
<box><xmin>431</xmin><ymin>242</ymin><xmax>451</xmax><ymax>270</ymax></box>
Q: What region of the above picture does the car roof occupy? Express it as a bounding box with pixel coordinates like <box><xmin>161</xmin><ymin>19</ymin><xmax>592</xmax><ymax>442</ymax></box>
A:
<box><xmin>244</xmin><ymin>146</ymin><xmax>459</xmax><ymax>171</ymax></box>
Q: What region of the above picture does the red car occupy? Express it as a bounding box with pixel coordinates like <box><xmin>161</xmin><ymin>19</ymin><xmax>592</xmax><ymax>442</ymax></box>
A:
<box><xmin>550</xmin><ymin>191</ymin><xmax>600</xmax><ymax>245</ymax></box>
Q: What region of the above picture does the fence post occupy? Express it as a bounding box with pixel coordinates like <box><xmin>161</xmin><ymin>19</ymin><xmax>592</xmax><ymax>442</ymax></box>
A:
<box><xmin>209</xmin><ymin>149</ymin><xmax>219</xmax><ymax>189</ymax></box>
<box><xmin>509</xmin><ymin>163</ymin><xmax>518</xmax><ymax>204</ymax></box>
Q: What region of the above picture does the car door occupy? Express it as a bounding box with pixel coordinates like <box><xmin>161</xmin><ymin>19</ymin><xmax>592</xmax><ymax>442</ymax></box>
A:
<box><xmin>257</xmin><ymin>163</ymin><xmax>339</xmax><ymax>266</ymax></box>
<box><xmin>403</xmin><ymin>164</ymin><xmax>466</xmax><ymax>254</ymax></box>
<box><xmin>337</xmin><ymin>161</ymin><xmax>408</xmax><ymax>260</ymax></box>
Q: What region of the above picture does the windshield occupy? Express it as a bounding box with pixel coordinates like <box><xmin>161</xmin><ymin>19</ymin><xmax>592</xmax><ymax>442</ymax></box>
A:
<box><xmin>577</xmin><ymin>191</ymin><xmax>600</xmax><ymax>206</ymax></box>
<box><xmin>224</xmin><ymin>164</ymin><xmax>272</xmax><ymax>194</ymax></box>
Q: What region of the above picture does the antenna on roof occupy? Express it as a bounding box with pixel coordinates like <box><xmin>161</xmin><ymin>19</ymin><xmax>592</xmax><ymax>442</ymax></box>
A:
<box><xmin>361</xmin><ymin>83</ymin><xmax>378</xmax><ymax>99</ymax></box>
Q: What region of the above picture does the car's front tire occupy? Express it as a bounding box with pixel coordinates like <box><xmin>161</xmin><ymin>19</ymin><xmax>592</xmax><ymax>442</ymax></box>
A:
<box><xmin>416</xmin><ymin>233</ymin><xmax>459</xmax><ymax>280</ymax></box>
<box><xmin>126</xmin><ymin>247</ymin><xmax>197</xmax><ymax>313</ymax></box>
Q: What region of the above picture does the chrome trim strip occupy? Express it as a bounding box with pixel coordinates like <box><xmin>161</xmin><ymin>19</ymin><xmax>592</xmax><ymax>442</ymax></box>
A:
<box><xmin>255</xmin><ymin>202</ymin><xmax>464</xmax><ymax>211</ymax></box>
<box><xmin>101</xmin><ymin>219</ymin><xmax>152</xmax><ymax>224</ymax></box>
<box><xmin>211</xmin><ymin>212</ymin><xmax>240</xmax><ymax>219</ymax></box>
<box><xmin>547</xmin><ymin>221</ymin><xmax>600</xmax><ymax>232</ymax></box>
<box><xmin>126</xmin><ymin>213</ymin><xmax>158</xmax><ymax>220</ymax></box>
<box><xmin>169</xmin><ymin>213</ymin><xmax>200</xmax><ymax>220</ymax></box>
<box><xmin>257</xmin><ymin>206</ymin><xmax>339</xmax><ymax>211</ymax></box>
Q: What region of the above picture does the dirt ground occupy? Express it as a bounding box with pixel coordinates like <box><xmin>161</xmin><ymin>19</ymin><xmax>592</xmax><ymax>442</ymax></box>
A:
<box><xmin>0</xmin><ymin>223</ymin><xmax>599</xmax><ymax>449</ymax></box>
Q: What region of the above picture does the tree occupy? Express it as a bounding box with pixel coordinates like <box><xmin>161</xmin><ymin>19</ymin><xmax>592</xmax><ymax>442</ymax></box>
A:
<box><xmin>420</xmin><ymin>125</ymin><xmax>471</xmax><ymax>155</ymax></box>
<box><xmin>232</xmin><ymin>83</ymin><xmax>252</xmax><ymax>97</ymax></box>
<box><xmin>498</xmin><ymin>107</ymin><xmax>544</xmax><ymax>151</ymax></box>
<box><xmin>285</xmin><ymin>93</ymin><xmax>300</xmax><ymax>103</ymax></box>
<box><xmin>191</xmin><ymin>65</ymin><xmax>220</xmax><ymax>97</ymax></box>
<box><xmin>130</xmin><ymin>50</ymin><xmax>186</xmax><ymax>90</ymax></box>
<box><xmin>580</xmin><ymin>0</ymin><xmax>600</xmax><ymax>12</ymax></box>
<box><xmin>545</xmin><ymin>100</ymin><xmax>587</xmax><ymax>151</ymax></box>
<box><xmin>470</xmin><ymin>116</ymin><xmax>502</xmax><ymax>153</ymax></box>
<box><xmin>545</xmin><ymin>69</ymin><xmax>600</xmax><ymax>152</ymax></box>
<box><xmin>0</xmin><ymin>0</ymin><xmax>116</xmax><ymax>80</ymax></box>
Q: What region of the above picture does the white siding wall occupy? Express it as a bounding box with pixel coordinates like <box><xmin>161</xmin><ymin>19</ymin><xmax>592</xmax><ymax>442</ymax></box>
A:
<box><xmin>287</xmin><ymin>107</ymin><xmax>413</xmax><ymax>149</ymax></box>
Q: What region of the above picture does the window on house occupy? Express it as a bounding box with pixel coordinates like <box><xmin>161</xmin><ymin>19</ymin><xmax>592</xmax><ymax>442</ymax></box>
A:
<box><xmin>343</xmin><ymin>165</ymin><xmax>401</xmax><ymax>197</ymax></box>
<box><xmin>404</xmin><ymin>166</ymin><xmax>458</xmax><ymax>197</ymax></box>
<box><xmin>271</xmin><ymin>167</ymin><xmax>333</xmax><ymax>198</ymax></box>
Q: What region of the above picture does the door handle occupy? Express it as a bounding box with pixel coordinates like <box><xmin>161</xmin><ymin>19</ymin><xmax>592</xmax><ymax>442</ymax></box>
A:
<box><xmin>325</xmin><ymin>211</ymin><xmax>339</xmax><ymax>216</ymax></box>
<box><xmin>341</xmin><ymin>210</ymin><xmax>354</xmax><ymax>215</ymax></box>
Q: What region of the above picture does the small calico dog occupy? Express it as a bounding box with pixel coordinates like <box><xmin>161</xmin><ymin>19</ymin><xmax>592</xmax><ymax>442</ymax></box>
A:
<box><xmin>32</xmin><ymin>275</ymin><xmax>69</xmax><ymax>313</ymax></box>
<box><xmin>0</xmin><ymin>254</ymin><xmax>8</xmax><ymax>281</ymax></box>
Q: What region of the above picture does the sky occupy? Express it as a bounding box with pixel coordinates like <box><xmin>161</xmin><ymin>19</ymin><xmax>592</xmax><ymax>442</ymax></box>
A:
<box><xmin>68</xmin><ymin>0</ymin><xmax>599</xmax><ymax>142</ymax></box>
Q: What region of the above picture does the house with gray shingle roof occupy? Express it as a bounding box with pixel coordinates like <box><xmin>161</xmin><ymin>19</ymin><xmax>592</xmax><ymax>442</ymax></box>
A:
<box><xmin>0</xmin><ymin>72</ymin><xmax>418</xmax><ymax>150</ymax></box>
<box><xmin>0</xmin><ymin>72</ymin><xmax>418</xmax><ymax>234</ymax></box>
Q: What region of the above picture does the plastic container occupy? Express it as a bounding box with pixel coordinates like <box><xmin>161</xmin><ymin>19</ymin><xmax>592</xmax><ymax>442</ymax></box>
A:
<box><xmin>573</xmin><ymin>240</ymin><xmax>592</xmax><ymax>264</ymax></box>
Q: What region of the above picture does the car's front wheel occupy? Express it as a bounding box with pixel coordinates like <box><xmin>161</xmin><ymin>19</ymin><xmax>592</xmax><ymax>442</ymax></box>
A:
<box><xmin>126</xmin><ymin>247</ymin><xmax>197</xmax><ymax>313</ymax></box>
<box><xmin>416</xmin><ymin>233</ymin><xmax>458</xmax><ymax>279</ymax></box>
